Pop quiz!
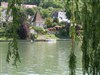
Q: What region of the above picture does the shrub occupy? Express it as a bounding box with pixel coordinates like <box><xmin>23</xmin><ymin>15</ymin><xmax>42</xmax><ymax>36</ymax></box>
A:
<box><xmin>25</xmin><ymin>8</ymin><xmax>35</xmax><ymax>16</ymax></box>
<box><xmin>45</xmin><ymin>18</ymin><xmax>53</xmax><ymax>28</ymax></box>
<box><xmin>32</xmin><ymin>26</ymin><xmax>44</xmax><ymax>34</ymax></box>
<box><xmin>59</xmin><ymin>29</ymin><xmax>67</xmax><ymax>36</ymax></box>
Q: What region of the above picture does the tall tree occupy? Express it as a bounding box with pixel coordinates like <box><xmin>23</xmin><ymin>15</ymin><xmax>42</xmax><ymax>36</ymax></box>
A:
<box><xmin>65</xmin><ymin>0</ymin><xmax>100</xmax><ymax>75</ymax></box>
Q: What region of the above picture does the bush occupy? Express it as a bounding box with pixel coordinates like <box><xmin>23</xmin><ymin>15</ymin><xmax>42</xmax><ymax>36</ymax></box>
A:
<box><xmin>59</xmin><ymin>29</ymin><xmax>67</xmax><ymax>36</ymax></box>
<box><xmin>25</xmin><ymin>8</ymin><xmax>35</xmax><ymax>16</ymax></box>
<box><xmin>59</xmin><ymin>21</ymin><xmax>66</xmax><ymax>27</ymax></box>
<box><xmin>32</xmin><ymin>26</ymin><xmax>44</xmax><ymax>34</ymax></box>
<box><xmin>18</xmin><ymin>8</ymin><xmax>28</xmax><ymax>24</ymax></box>
<box><xmin>41</xmin><ymin>9</ymin><xmax>50</xmax><ymax>18</ymax></box>
<box><xmin>41</xmin><ymin>2</ymin><xmax>63</xmax><ymax>8</ymax></box>
<box><xmin>53</xmin><ymin>18</ymin><xmax>59</xmax><ymax>23</ymax></box>
<box><xmin>45</xmin><ymin>18</ymin><xmax>53</xmax><ymax>28</ymax></box>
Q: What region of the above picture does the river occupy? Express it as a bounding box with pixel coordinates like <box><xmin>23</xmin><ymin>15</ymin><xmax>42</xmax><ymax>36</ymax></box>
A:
<box><xmin>0</xmin><ymin>41</ymin><xmax>82</xmax><ymax>75</ymax></box>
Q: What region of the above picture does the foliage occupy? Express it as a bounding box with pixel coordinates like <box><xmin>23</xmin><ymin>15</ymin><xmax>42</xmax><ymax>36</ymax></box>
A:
<box><xmin>18</xmin><ymin>8</ymin><xmax>27</xmax><ymax>24</ymax></box>
<box><xmin>41</xmin><ymin>1</ymin><xmax>63</xmax><ymax>8</ymax></box>
<box><xmin>40</xmin><ymin>8</ymin><xmax>50</xmax><ymax>18</ymax></box>
<box><xmin>81</xmin><ymin>1</ymin><xmax>100</xmax><ymax>75</ymax></box>
<box><xmin>45</xmin><ymin>18</ymin><xmax>53</xmax><ymax>28</ymax></box>
<box><xmin>6</xmin><ymin>0</ymin><xmax>22</xmax><ymax>66</ymax></box>
<box><xmin>23</xmin><ymin>0</ymin><xmax>41</xmax><ymax>6</ymax></box>
<box><xmin>66</xmin><ymin>0</ymin><xmax>77</xmax><ymax>75</ymax></box>
<box><xmin>53</xmin><ymin>18</ymin><xmax>59</xmax><ymax>23</ymax></box>
<box><xmin>52</xmin><ymin>22</ymin><xmax>58</xmax><ymax>27</ymax></box>
<box><xmin>66</xmin><ymin>0</ymin><xmax>100</xmax><ymax>75</ymax></box>
<box><xmin>25</xmin><ymin>8</ymin><xmax>35</xmax><ymax>16</ymax></box>
<box><xmin>59</xmin><ymin>21</ymin><xmax>66</xmax><ymax>27</ymax></box>
<box><xmin>59</xmin><ymin>29</ymin><xmax>67</xmax><ymax>37</ymax></box>
<box><xmin>4</xmin><ymin>22</ymin><xmax>13</xmax><ymax>38</ymax></box>
<box><xmin>40</xmin><ymin>7</ymin><xmax>61</xmax><ymax>19</ymax></box>
<box><xmin>69</xmin><ymin>52</ymin><xmax>76</xmax><ymax>75</ymax></box>
<box><xmin>32</xmin><ymin>26</ymin><xmax>44</xmax><ymax>34</ymax></box>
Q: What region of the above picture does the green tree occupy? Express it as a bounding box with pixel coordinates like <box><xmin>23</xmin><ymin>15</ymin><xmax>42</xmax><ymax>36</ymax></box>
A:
<box><xmin>32</xmin><ymin>26</ymin><xmax>44</xmax><ymax>37</ymax></box>
<box><xmin>6</xmin><ymin>0</ymin><xmax>22</xmax><ymax>66</ymax></box>
<box><xmin>41</xmin><ymin>9</ymin><xmax>50</xmax><ymax>18</ymax></box>
<box><xmin>18</xmin><ymin>8</ymin><xmax>27</xmax><ymax>24</ymax></box>
<box><xmin>53</xmin><ymin>18</ymin><xmax>59</xmax><ymax>23</ymax></box>
<box><xmin>65</xmin><ymin>0</ymin><xmax>100</xmax><ymax>75</ymax></box>
<box><xmin>41</xmin><ymin>1</ymin><xmax>63</xmax><ymax>8</ymax></box>
<box><xmin>45</xmin><ymin>18</ymin><xmax>53</xmax><ymax>28</ymax></box>
<box><xmin>25</xmin><ymin>8</ymin><xmax>35</xmax><ymax>16</ymax></box>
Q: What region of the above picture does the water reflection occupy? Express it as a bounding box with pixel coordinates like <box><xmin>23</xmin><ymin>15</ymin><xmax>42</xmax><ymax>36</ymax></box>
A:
<box><xmin>0</xmin><ymin>41</ymin><xmax>82</xmax><ymax>75</ymax></box>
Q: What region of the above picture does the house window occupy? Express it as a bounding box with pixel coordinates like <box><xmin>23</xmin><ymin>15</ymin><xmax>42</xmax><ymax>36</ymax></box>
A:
<box><xmin>60</xmin><ymin>17</ymin><xmax>62</xmax><ymax>19</ymax></box>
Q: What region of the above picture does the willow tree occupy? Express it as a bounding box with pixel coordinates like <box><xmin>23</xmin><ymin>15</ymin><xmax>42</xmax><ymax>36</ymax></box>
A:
<box><xmin>6</xmin><ymin>0</ymin><xmax>22</xmax><ymax>66</ymax></box>
<box><xmin>81</xmin><ymin>1</ymin><xmax>100</xmax><ymax>75</ymax></box>
<box><xmin>66</xmin><ymin>0</ymin><xmax>78</xmax><ymax>75</ymax></box>
<box><xmin>66</xmin><ymin>0</ymin><xmax>100</xmax><ymax>75</ymax></box>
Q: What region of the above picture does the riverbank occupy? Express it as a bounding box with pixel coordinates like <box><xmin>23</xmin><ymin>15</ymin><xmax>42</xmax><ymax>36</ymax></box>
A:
<box><xmin>0</xmin><ymin>34</ymin><xmax>70</xmax><ymax>42</ymax></box>
<box><xmin>0</xmin><ymin>38</ymin><xmax>71</xmax><ymax>42</ymax></box>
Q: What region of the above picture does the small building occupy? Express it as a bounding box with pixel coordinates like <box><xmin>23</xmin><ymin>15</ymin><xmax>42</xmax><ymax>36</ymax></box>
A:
<box><xmin>53</xmin><ymin>11</ymin><xmax>70</xmax><ymax>22</ymax></box>
<box><xmin>1</xmin><ymin>2</ymin><xmax>37</xmax><ymax>8</ymax></box>
<box><xmin>32</xmin><ymin>12</ymin><xmax>44</xmax><ymax>28</ymax></box>
<box><xmin>1</xmin><ymin>2</ymin><xmax>8</xmax><ymax>8</ymax></box>
<box><xmin>22</xmin><ymin>4</ymin><xmax>37</xmax><ymax>8</ymax></box>
<box><xmin>1</xmin><ymin>9</ymin><xmax>12</xmax><ymax>22</ymax></box>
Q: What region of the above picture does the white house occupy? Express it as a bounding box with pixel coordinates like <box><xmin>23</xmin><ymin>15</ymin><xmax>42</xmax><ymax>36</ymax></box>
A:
<box><xmin>53</xmin><ymin>11</ymin><xmax>70</xmax><ymax>22</ymax></box>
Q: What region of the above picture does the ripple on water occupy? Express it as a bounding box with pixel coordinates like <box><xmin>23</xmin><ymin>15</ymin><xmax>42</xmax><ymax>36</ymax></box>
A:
<box><xmin>28</xmin><ymin>74</ymin><xmax>39</xmax><ymax>75</ymax></box>
<box><xmin>1</xmin><ymin>74</ymin><xmax>9</xmax><ymax>75</ymax></box>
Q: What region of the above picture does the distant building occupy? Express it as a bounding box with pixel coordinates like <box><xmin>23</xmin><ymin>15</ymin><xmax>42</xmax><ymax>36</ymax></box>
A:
<box><xmin>0</xmin><ymin>9</ymin><xmax>12</xmax><ymax>22</ymax></box>
<box><xmin>22</xmin><ymin>4</ymin><xmax>37</xmax><ymax>8</ymax></box>
<box><xmin>32</xmin><ymin>12</ymin><xmax>44</xmax><ymax>28</ymax></box>
<box><xmin>53</xmin><ymin>11</ymin><xmax>70</xmax><ymax>22</ymax></box>
<box><xmin>1</xmin><ymin>2</ymin><xmax>37</xmax><ymax>8</ymax></box>
<box><xmin>1</xmin><ymin>2</ymin><xmax>8</xmax><ymax>8</ymax></box>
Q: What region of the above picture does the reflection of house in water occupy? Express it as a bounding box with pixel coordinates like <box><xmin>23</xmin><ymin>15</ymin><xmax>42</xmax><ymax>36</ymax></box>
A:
<box><xmin>32</xmin><ymin>12</ymin><xmax>44</xmax><ymax>28</ymax></box>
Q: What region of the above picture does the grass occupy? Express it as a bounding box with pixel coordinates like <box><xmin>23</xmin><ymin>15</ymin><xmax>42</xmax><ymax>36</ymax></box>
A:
<box><xmin>0</xmin><ymin>36</ymin><xmax>13</xmax><ymax>40</ymax></box>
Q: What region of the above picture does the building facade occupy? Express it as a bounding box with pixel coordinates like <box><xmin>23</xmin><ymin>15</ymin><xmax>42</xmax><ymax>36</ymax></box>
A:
<box><xmin>32</xmin><ymin>12</ymin><xmax>44</xmax><ymax>28</ymax></box>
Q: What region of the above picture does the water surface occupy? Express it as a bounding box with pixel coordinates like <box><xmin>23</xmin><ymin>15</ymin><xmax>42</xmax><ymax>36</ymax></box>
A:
<box><xmin>0</xmin><ymin>41</ymin><xmax>82</xmax><ymax>75</ymax></box>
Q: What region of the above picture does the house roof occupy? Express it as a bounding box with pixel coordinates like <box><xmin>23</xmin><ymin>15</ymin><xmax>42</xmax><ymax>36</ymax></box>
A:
<box><xmin>33</xmin><ymin>12</ymin><xmax>43</xmax><ymax>23</ymax></box>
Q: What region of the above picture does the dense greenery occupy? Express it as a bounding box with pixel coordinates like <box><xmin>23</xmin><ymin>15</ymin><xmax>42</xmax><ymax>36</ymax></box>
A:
<box><xmin>45</xmin><ymin>18</ymin><xmax>53</xmax><ymax>28</ymax></box>
<box><xmin>81</xmin><ymin>1</ymin><xmax>100</xmax><ymax>75</ymax></box>
<box><xmin>25</xmin><ymin>8</ymin><xmax>35</xmax><ymax>16</ymax></box>
<box><xmin>40</xmin><ymin>1</ymin><xmax>63</xmax><ymax>8</ymax></box>
<box><xmin>66</xmin><ymin>0</ymin><xmax>100</xmax><ymax>75</ymax></box>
